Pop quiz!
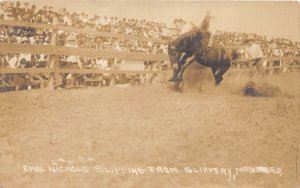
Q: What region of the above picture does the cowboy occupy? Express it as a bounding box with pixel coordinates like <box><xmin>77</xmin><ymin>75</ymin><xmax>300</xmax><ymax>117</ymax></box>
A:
<box><xmin>244</xmin><ymin>36</ymin><xmax>264</xmax><ymax>77</ymax></box>
<box><xmin>174</xmin><ymin>18</ymin><xmax>196</xmax><ymax>36</ymax></box>
<box><xmin>200</xmin><ymin>10</ymin><xmax>214</xmax><ymax>55</ymax></box>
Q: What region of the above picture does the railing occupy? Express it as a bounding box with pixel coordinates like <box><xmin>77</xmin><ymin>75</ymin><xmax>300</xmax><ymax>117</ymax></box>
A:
<box><xmin>0</xmin><ymin>19</ymin><xmax>169</xmax><ymax>89</ymax></box>
<box><xmin>0</xmin><ymin>19</ymin><xmax>168</xmax><ymax>44</ymax></box>
<box><xmin>0</xmin><ymin>19</ymin><xmax>299</xmax><ymax>90</ymax></box>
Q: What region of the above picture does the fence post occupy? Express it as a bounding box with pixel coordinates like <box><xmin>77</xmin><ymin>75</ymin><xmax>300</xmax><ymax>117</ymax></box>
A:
<box><xmin>47</xmin><ymin>34</ymin><xmax>57</xmax><ymax>90</ymax></box>
<box><xmin>48</xmin><ymin>17</ymin><xmax>59</xmax><ymax>90</ymax></box>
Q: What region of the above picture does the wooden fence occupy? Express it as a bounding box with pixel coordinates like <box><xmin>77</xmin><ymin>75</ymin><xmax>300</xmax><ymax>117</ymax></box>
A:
<box><xmin>0</xmin><ymin>19</ymin><xmax>299</xmax><ymax>90</ymax></box>
<box><xmin>0</xmin><ymin>19</ymin><xmax>169</xmax><ymax>89</ymax></box>
<box><xmin>0</xmin><ymin>20</ymin><xmax>168</xmax><ymax>44</ymax></box>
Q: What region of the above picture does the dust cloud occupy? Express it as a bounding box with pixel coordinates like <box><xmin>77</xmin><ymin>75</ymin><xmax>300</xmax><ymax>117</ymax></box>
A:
<box><xmin>181</xmin><ymin>63</ymin><xmax>300</xmax><ymax>98</ymax></box>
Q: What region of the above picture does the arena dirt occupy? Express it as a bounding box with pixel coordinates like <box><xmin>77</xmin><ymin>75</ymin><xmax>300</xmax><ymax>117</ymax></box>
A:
<box><xmin>0</xmin><ymin>71</ymin><xmax>299</xmax><ymax>188</ymax></box>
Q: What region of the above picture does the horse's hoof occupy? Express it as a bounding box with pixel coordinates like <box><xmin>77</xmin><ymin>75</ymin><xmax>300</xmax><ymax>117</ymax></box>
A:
<box><xmin>215</xmin><ymin>77</ymin><xmax>223</xmax><ymax>85</ymax></box>
<box><xmin>175</xmin><ymin>81</ymin><xmax>184</xmax><ymax>92</ymax></box>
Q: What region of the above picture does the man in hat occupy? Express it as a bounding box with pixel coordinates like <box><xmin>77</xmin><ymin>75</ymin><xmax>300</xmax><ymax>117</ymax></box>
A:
<box><xmin>244</xmin><ymin>36</ymin><xmax>264</xmax><ymax>77</ymax></box>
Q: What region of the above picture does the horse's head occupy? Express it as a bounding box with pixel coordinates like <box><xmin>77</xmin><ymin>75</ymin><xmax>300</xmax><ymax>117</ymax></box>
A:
<box><xmin>168</xmin><ymin>41</ymin><xmax>182</xmax><ymax>70</ymax></box>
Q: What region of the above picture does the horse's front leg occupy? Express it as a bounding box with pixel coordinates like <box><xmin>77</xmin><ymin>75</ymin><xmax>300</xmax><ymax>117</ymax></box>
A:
<box><xmin>169</xmin><ymin>53</ymin><xmax>187</xmax><ymax>82</ymax></box>
<box><xmin>176</xmin><ymin>55</ymin><xmax>196</xmax><ymax>81</ymax></box>
<box><xmin>174</xmin><ymin>54</ymin><xmax>189</xmax><ymax>80</ymax></box>
<box><xmin>175</xmin><ymin>55</ymin><xmax>196</xmax><ymax>92</ymax></box>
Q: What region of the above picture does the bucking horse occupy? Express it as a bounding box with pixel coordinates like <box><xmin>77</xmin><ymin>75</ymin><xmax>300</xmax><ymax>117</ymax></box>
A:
<box><xmin>168</xmin><ymin>29</ymin><xmax>238</xmax><ymax>90</ymax></box>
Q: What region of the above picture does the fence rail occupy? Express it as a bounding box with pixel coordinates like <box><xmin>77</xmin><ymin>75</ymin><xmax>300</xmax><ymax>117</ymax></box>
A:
<box><xmin>0</xmin><ymin>19</ymin><xmax>168</xmax><ymax>44</ymax></box>
<box><xmin>0</xmin><ymin>68</ymin><xmax>160</xmax><ymax>74</ymax></box>
<box><xmin>0</xmin><ymin>19</ymin><xmax>300</xmax><ymax>90</ymax></box>
<box><xmin>0</xmin><ymin>43</ymin><xmax>169</xmax><ymax>61</ymax></box>
<box><xmin>234</xmin><ymin>56</ymin><xmax>300</xmax><ymax>62</ymax></box>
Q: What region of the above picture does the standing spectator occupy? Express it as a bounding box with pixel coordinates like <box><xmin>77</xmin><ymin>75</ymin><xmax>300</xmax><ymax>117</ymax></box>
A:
<box><xmin>62</xmin><ymin>12</ymin><xmax>71</xmax><ymax>26</ymax></box>
<box><xmin>270</xmin><ymin>42</ymin><xmax>281</xmax><ymax>74</ymax></box>
<box><xmin>244</xmin><ymin>36</ymin><xmax>264</xmax><ymax>77</ymax></box>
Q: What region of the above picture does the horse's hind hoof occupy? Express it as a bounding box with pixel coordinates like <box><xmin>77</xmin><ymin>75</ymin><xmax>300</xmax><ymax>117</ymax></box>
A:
<box><xmin>175</xmin><ymin>81</ymin><xmax>184</xmax><ymax>92</ymax></box>
<box><xmin>215</xmin><ymin>77</ymin><xmax>223</xmax><ymax>85</ymax></box>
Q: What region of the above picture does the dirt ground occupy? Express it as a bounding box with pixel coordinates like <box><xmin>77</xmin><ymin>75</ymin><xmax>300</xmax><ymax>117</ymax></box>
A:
<box><xmin>0</xmin><ymin>69</ymin><xmax>299</xmax><ymax>188</ymax></box>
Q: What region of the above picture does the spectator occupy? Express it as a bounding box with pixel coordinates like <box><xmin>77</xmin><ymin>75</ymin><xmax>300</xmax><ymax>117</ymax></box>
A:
<box><xmin>64</xmin><ymin>34</ymin><xmax>82</xmax><ymax>68</ymax></box>
<box><xmin>244</xmin><ymin>36</ymin><xmax>264</xmax><ymax>77</ymax></box>
<box><xmin>5</xmin><ymin>53</ymin><xmax>21</xmax><ymax>69</ymax></box>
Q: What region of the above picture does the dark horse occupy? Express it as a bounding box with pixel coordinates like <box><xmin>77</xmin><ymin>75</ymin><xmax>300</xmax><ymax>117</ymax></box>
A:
<box><xmin>168</xmin><ymin>29</ymin><xmax>208</xmax><ymax>81</ymax></box>
<box><xmin>168</xmin><ymin>30</ymin><xmax>238</xmax><ymax>90</ymax></box>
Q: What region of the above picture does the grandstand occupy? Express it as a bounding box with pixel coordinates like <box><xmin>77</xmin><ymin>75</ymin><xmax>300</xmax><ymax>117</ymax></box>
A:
<box><xmin>0</xmin><ymin>1</ymin><xmax>299</xmax><ymax>92</ymax></box>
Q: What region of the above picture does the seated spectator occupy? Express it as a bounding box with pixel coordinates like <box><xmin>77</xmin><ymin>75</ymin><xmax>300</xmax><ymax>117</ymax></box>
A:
<box><xmin>64</xmin><ymin>34</ymin><xmax>82</xmax><ymax>68</ymax></box>
<box><xmin>95</xmin><ymin>58</ymin><xmax>109</xmax><ymax>70</ymax></box>
<box><xmin>5</xmin><ymin>53</ymin><xmax>21</xmax><ymax>69</ymax></box>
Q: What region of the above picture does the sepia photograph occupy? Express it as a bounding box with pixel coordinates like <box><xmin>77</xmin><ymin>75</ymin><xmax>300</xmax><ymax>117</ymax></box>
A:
<box><xmin>0</xmin><ymin>0</ymin><xmax>299</xmax><ymax>187</ymax></box>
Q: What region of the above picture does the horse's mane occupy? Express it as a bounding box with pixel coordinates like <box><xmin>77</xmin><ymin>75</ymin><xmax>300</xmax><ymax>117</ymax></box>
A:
<box><xmin>169</xmin><ymin>28</ymin><xmax>207</xmax><ymax>47</ymax></box>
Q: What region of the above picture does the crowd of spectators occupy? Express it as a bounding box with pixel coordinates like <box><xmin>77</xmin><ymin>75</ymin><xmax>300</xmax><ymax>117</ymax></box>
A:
<box><xmin>0</xmin><ymin>1</ymin><xmax>299</xmax><ymax>91</ymax></box>
<box><xmin>214</xmin><ymin>30</ymin><xmax>300</xmax><ymax>58</ymax></box>
<box><xmin>213</xmin><ymin>30</ymin><xmax>300</xmax><ymax>72</ymax></box>
<box><xmin>0</xmin><ymin>1</ymin><xmax>170</xmax><ymax>53</ymax></box>
<box><xmin>0</xmin><ymin>1</ymin><xmax>169</xmax><ymax>90</ymax></box>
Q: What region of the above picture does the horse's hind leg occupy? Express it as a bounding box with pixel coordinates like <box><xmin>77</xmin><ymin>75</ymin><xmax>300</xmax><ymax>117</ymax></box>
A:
<box><xmin>211</xmin><ymin>66</ymin><xmax>223</xmax><ymax>85</ymax></box>
<box><xmin>213</xmin><ymin>60</ymin><xmax>231</xmax><ymax>85</ymax></box>
<box><xmin>222</xmin><ymin>59</ymin><xmax>231</xmax><ymax>74</ymax></box>
<box><xmin>219</xmin><ymin>60</ymin><xmax>231</xmax><ymax>81</ymax></box>
<box><xmin>215</xmin><ymin>75</ymin><xmax>223</xmax><ymax>85</ymax></box>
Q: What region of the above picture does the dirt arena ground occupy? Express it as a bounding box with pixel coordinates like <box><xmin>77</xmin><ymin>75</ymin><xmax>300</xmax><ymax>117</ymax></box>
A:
<box><xmin>0</xmin><ymin>68</ymin><xmax>299</xmax><ymax>188</ymax></box>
